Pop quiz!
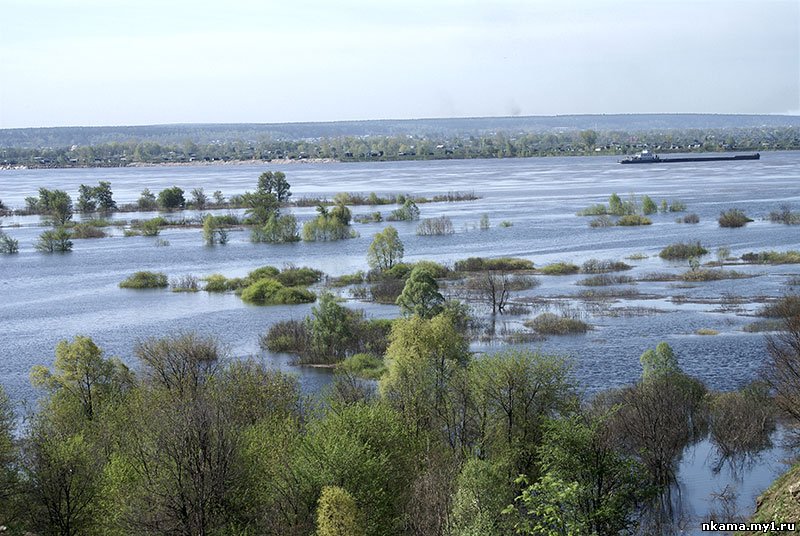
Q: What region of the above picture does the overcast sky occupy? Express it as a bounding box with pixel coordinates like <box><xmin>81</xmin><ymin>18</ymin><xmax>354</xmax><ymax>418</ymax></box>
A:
<box><xmin>1</xmin><ymin>0</ymin><xmax>798</xmax><ymax>128</ymax></box>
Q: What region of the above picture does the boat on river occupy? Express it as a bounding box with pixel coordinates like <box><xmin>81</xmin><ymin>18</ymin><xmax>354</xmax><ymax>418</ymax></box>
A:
<box><xmin>619</xmin><ymin>150</ymin><xmax>760</xmax><ymax>164</ymax></box>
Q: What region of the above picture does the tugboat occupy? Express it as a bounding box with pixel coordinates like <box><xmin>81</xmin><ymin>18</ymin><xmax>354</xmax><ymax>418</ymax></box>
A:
<box><xmin>620</xmin><ymin>150</ymin><xmax>760</xmax><ymax>164</ymax></box>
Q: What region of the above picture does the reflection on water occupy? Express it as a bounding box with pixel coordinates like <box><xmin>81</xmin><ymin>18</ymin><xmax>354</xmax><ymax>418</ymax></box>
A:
<box><xmin>1</xmin><ymin>153</ymin><xmax>799</xmax><ymax>526</ymax></box>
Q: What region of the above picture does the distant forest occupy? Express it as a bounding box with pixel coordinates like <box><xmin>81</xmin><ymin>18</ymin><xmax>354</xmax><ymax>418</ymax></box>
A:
<box><xmin>1</xmin><ymin>114</ymin><xmax>799</xmax><ymax>168</ymax></box>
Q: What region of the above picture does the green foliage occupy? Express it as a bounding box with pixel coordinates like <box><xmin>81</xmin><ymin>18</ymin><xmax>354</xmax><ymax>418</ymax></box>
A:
<box><xmin>316</xmin><ymin>486</ymin><xmax>365</xmax><ymax>536</ymax></box>
<box><xmin>416</xmin><ymin>215</ymin><xmax>454</xmax><ymax>236</ymax></box>
<box><xmin>202</xmin><ymin>214</ymin><xmax>229</xmax><ymax>245</ymax></box>
<box><xmin>70</xmin><ymin>222</ymin><xmax>107</xmax><ymax>239</ymax></box>
<box><xmin>203</xmin><ymin>274</ymin><xmax>231</xmax><ymax>292</ymax></box>
<box><xmin>310</xmin><ymin>292</ymin><xmax>355</xmax><ymax>361</ymax></box>
<box><xmin>454</xmin><ymin>257</ymin><xmax>534</xmax><ymax>272</ymax></box>
<box><xmin>35</xmin><ymin>227</ymin><xmax>72</xmax><ymax>252</ymax></box>
<box><xmin>659</xmin><ymin>241</ymin><xmax>708</xmax><ymax>260</ymax></box>
<box><xmin>505</xmin><ymin>473</ymin><xmax>586</xmax><ymax>536</ymax></box>
<box><xmin>589</xmin><ymin>215</ymin><xmax>613</xmax><ymax>227</ymax></box>
<box><xmin>367</xmin><ymin>226</ymin><xmax>404</xmax><ymax>271</ymax></box>
<box><xmin>0</xmin><ymin>385</ymin><xmax>18</xmax><ymax>523</ymax></box>
<box><xmin>718</xmin><ymin>208</ymin><xmax>753</xmax><ymax>228</ymax></box>
<box><xmin>387</xmin><ymin>199</ymin><xmax>420</xmax><ymax>221</ymax></box>
<box><xmin>137</xmin><ymin>188</ymin><xmax>157</xmax><ymax>210</ymax></box>
<box><xmin>640</xmin><ymin>341</ymin><xmax>680</xmax><ymax>380</ymax></box>
<box><xmin>580</xmin><ymin>259</ymin><xmax>632</xmax><ymax>273</ymax></box>
<box><xmin>616</xmin><ymin>214</ymin><xmax>651</xmax><ymax>226</ymax></box>
<box><xmin>248</xmin><ymin>265</ymin><xmax>280</xmax><ymax>281</ymax></box>
<box><xmin>36</xmin><ymin>188</ymin><xmax>73</xmax><ymax>225</ymax></box>
<box><xmin>668</xmin><ymin>200</ymin><xmax>687</xmax><ymax>212</ymax></box>
<box><xmin>641</xmin><ymin>195</ymin><xmax>657</xmax><ymax>215</ymax></box>
<box><xmin>157</xmin><ymin>186</ymin><xmax>185</xmax><ymax>210</ymax></box>
<box><xmin>539</xmin><ymin>262</ymin><xmax>580</xmax><ymax>275</ymax></box>
<box><xmin>741</xmin><ymin>250</ymin><xmax>800</xmax><ymax>264</ymax></box>
<box><xmin>303</xmin><ymin>205</ymin><xmax>355</xmax><ymax>241</ymax></box>
<box><xmin>240</xmin><ymin>278</ymin><xmax>315</xmax><ymax>305</ymax></box>
<box><xmin>78</xmin><ymin>181</ymin><xmax>116</xmax><ymax>213</ymax></box>
<box><xmin>257</xmin><ymin>170</ymin><xmax>292</xmax><ymax>202</ymax></box>
<box><xmin>254</xmin><ymin>213</ymin><xmax>300</xmax><ymax>243</ymax></box>
<box><xmin>396</xmin><ymin>266</ymin><xmax>445</xmax><ymax>318</ymax></box>
<box><xmin>275</xmin><ymin>266</ymin><xmax>323</xmax><ymax>287</ymax></box>
<box><xmin>136</xmin><ymin>217</ymin><xmax>163</xmax><ymax>236</ymax></box>
<box><xmin>450</xmin><ymin>458</ymin><xmax>515</xmax><ymax>536</ymax></box>
<box><xmin>119</xmin><ymin>271</ymin><xmax>168</xmax><ymax>289</ymax></box>
<box><xmin>0</xmin><ymin>229</ymin><xmax>19</xmax><ymax>253</ymax></box>
<box><xmin>525</xmin><ymin>313</ymin><xmax>590</xmax><ymax>334</ymax></box>
<box><xmin>338</xmin><ymin>353</ymin><xmax>386</xmax><ymax>380</ymax></box>
<box><xmin>242</xmin><ymin>190</ymin><xmax>279</xmax><ymax>225</ymax></box>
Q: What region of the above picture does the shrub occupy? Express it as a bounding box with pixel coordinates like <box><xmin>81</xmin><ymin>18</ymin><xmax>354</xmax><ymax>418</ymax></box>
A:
<box><xmin>248</xmin><ymin>265</ymin><xmax>280</xmax><ymax>281</ymax></box>
<box><xmin>741</xmin><ymin>250</ymin><xmax>800</xmax><ymax>264</ymax></box>
<box><xmin>680</xmin><ymin>269</ymin><xmax>749</xmax><ymax>282</ymax></box>
<box><xmin>254</xmin><ymin>213</ymin><xmax>300</xmax><ymax>243</ymax></box>
<box><xmin>240</xmin><ymin>278</ymin><xmax>316</xmax><ymax>305</ymax></box>
<box><xmin>499</xmin><ymin>220</ymin><xmax>513</xmax><ymax>228</ymax></box>
<box><xmin>718</xmin><ymin>208</ymin><xmax>753</xmax><ymax>228</ymax></box>
<box><xmin>669</xmin><ymin>200</ymin><xmax>687</xmax><ymax>212</ymax></box>
<box><xmin>659</xmin><ymin>241</ymin><xmax>708</xmax><ymax>260</ymax></box>
<box><xmin>261</xmin><ymin>320</ymin><xmax>310</xmax><ymax>354</ymax></box>
<box><xmin>680</xmin><ymin>213</ymin><xmax>700</xmax><ymax>224</ymax></box>
<box><xmin>416</xmin><ymin>216</ymin><xmax>454</xmax><ymax>236</ymax></box>
<box><xmin>71</xmin><ymin>222</ymin><xmax>108</xmax><ymax>239</ymax></box>
<box><xmin>202</xmin><ymin>214</ymin><xmax>230</xmax><ymax>246</ymax></box>
<box><xmin>577</xmin><ymin>274</ymin><xmax>635</xmax><ymax>286</ymax></box>
<box><xmin>137</xmin><ymin>218</ymin><xmax>163</xmax><ymax>236</ymax></box>
<box><xmin>581</xmin><ymin>259</ymin><xmax>633</xmax><ymax>273</ymax></box>
<box><xmin>354</xmin><ymin>212</ymin><xmax>383</xmax><ymax>224</ymax></box>
<box><xmin>170</xmin><ymin>275</ymin><xmax>200</xmax><ymax>292</ymax></box>
<box><xmin>742</xmin><ymin>320</ymin><xmax>784</xmax><ymax>333</ymax></box>
<box><xmin>370</xmin><ymin>278</ymin><xmax>406</xmax><ymax>304</ymax></box>
<box><xmin>539</xmin><ymin>262</ymin><xmax>580</xmax><ymax>275</ymax></box>
<box><xmin>641</xmin><ymin>195</ymin><xmax>658</xmax><ymax>215</ymax></box>
<box><xmin>119</xmin><ymin>271</ymin><xmax>168</xmax><ymax>289</ymax></box>
<box><xmin>157</xmin><ymin>186</ymin><xmax>185</xmax><ymax>210</ymax></box>
<box><xmin>35</xmin><ymin>227</ymin><xmax>73</xmax><ymax>252</ymax></box>
<box><xmin>768</xmin><ymin>204</ymin><xmax>800</xmax><ymax>225</ymax></box>
<box><xmin>275</xmin><ymin>267</ymin><xmax>323</xmax><ymax>287</ymax></box>
<box><xmin>589</xmin><ymin>215</ymin><xmax>613</xmax><ymax>228</ymax></box>
<box><xmin>386</xmin><ymin>200</ymin><xmax>420</xmax><ymax>221</ymax></box>
<box><xmin>330</xmin><ymin>272</ymin><xmax>366</xmax><ymax>287</ymax></box>
<box><xmin>203</xmin><ymin>274</ymin><xmax>231</xmax><ymax>292</ymax></box>
<box><xmin>302</xmin><ymin>214</ymin><xmax>354</xmax><ymax>241</ymax></box>
<box><xmin>338</xmin><ymin>353</ymin><xmax>386</xmax><ymax>380</ymax></box>
<box><xmin>617</xmin><ymin>214</ymin><xmax>651</xmax><ymax>226</ymax></box>
<box><xmin>411</xmin><ymin>261</ymin><xmax>450</xmax><ymax>279</ymax></box>
<box><xmin>0</xmin><ymin>230</ymin><xmax>19</xmax><ymax>254</ymax></box>
<box><xmin>757</xmin><ymin>295</ymin><xmax>800</xmax><ymax>318</ymax></box>
<box><xmin>525</xmin><ymin>312</ymin><xmax>590</xmax><ymax>334</ymax></box>
<box><xmin>578</xmin><ymin>203</ymin><xmax>608</xmax><ymax>216</ymax></box>
<box><xmin>453</xmin><ymin>257</ymin><xmax>534</xmax><ymax>272</ymax></box>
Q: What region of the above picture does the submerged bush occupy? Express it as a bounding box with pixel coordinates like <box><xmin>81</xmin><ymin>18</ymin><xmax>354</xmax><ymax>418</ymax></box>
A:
<box><xmin>581</xmin><ymin>259</ymin><xmax>633</xmax><ymax>273</ymax></box>
<box><xmin>616</xmin><ymin>214</ymin><xmax>651</xmax><ymax>226</ymax></box>
<box><xmin>71</xmin><ymin>223</ymin><xmax>108</xmax><ymax>239</ymax></box>
<box><xmin>36</xmin><ymin>227</ymin><xmax>73</xmax><ymax>253</ymax></box>
<box><xmin>718</xmin><ymin>208</ymin><xmax>753</xmax><ymax>228</ymax></box>
<box><xmin>275</xmin><ymin>266</ymin><xmax>323</xmax><ymax>287</ymax></box>
<box><xmin>539</xmin><ymin>262</ymin><xmax>580</xmax><ymax>275</ymax></box>
<box><xmin>659</xmin><ymin>241</ymin><xmax>708</xmax><ymax>260</ymax></box>
<box><xmin>589</xmin><ymin>215</ymin><xmax>613</xmax><ymax>228</ymax></box>
<box><xmin>240</xmin><ymin>278</ymin><xmax>316</xmax><ymax>305</ymax></box>
<box><xmin>170</xmin><ymin>275</ymin><xmax>200</xmax><ymax>292</ymax></box>
<box><xmin>453</xmin><ymin>257</ymin><xmax>534</xmax><ymax>272</ymax></box>
<box><xmin>416</xmin><ymin>216</ymin><xmax>454</xmax><ymax>236</ymax></box>
<box><xmin>680</xmin><ymin>213</ymin><xmax>700</xmax><ymax>224</ymax></box>
<box><xmin>0</xmin><ymin>230</ymin><xmax>19</xmax><ymax>254</ymax></box>
<box><xmin>253</xmin><ymin>213</ymin><xmax>300</xmax><ymax>243</ymax></box>
<box><xmin>386</xmin><ymin>199</ymin><xmax>420</xmax><ymax>221</ymax></box>
<box><xmin>203</xmin><ymin>274</ymin><xmax>232</xmax><ymax>292</ymax></box>
<box><xmin>577</xmin><ymin>274</ymin><xmax>635</xmax><ymax>286</ymax></box>
<box><xmin>741</xmin><ymin>250</ymin><xmax>800</xmax><ymax>264</ymax></box>
<box><xmin>680</xmin><ymin>269</ymin><xmax>749</xmax><ymax>282</ymax></box>
<box><xmin>119</xmin><ymin>271</ymin><xmax>168</xmax><ymax>289</ymax></box>
<box><xmin>525</xmin><ymin>312</ymin><xmax>590</xmax><ymax>334</ymax></box>
<box><xmin>768</xmin><ymin>204</ymin><xmax>800</xmax><ymax>225</ymax></box>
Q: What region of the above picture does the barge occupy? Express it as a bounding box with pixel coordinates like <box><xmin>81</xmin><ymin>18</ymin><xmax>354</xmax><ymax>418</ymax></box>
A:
<box><xmin>620</xmin><ymin>150</ymin><xmax>760</xmax><ymax>164</ymax></box>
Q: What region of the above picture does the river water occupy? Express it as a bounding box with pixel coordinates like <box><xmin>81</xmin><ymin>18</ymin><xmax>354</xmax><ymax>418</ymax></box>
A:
<box><xmin>1</xmin><ymin>153</ymin><xmax>799</xmax><ymax>531</ymax></box>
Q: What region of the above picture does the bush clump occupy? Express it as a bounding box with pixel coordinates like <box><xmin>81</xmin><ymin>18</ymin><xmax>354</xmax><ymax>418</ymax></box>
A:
<box><xmin>0</xmin><ymin>230</ymin><xmax>19</xmax><ymax>254</ymax></box>
<box><xmin>581</xmin><ymin>259</ymin><xmax>633</xmax><ymax>273</ymax></box>
<box><xmin>119</xmin><ymin>271</ymin><xmax>168</xmax><ymax>289</ymax></box>
<box><xmin>680</xmin><ymin>269</ymin><xmax>749</xmax><ymax>282</ymax></box>
<box><xmin>539</xmin><ymin>262</ymin><xmax>580</xmax><ymax>275</ymax></box>
<box><xmin>386</xmin><ymin>199</ymin><xmax>420</xmax><ymax>221</ymax></box>
<box><xmin>768</xmin><ymin>204</ymin><xmax>800</xmax><ymax>225</ymax></box>
<box><xmin>275</xmin><ymin>266</ymin><xmax>324</xmax><ymax>287</ymax></box>
<box><xmin>525</xmin><ymin>312</ymin><xmax>591</xmax><ymax>334</ymax></box>
<box><xmin>680</xmin><ymin>213</ymin><xmax>700</xmax><ymax>224</ymax></box>
<box><xmin>337</xmin><ymin>353</ymin><xmax>386</xmax><ymax>380</ymax></box>
<box><xmin>416</xmin><ymin>216</ymin><xmax>454</xmax><ymax>236</ymax></box>
<box><xmin>36</xmin><ymin>227</ymin><xmax>73</xmax><ymax>252</ymax></box>
<box><xmin>589</xmin><ymin>215</ymin><xmax>613</xmax><ymax>228</ymax></box>
<box><xmin>170</xmin><ymin>275</ymin><xmax>200</xmax><ymax>292</ymax></box>
<box><xmin>240</xmin><ymin>278</ymin><xmax>316</xmax><ymax>305</ymax></box>
<box><xmin>577</xmin><ymin>274</ymin><xmax>635</xmax><ymax>286</ymax></box>
<box><xmin>617</xmin><ymin>214</ymin><xmax>652</xmax><ymax>226</ymax></box>
<box><xmin>453</xmin><ymin>257</ymin><xmax>534</xmax><ymax>272</ymax></box>
<box><xmin>329</xmin><ymin>272</ymin><xmax>366</xmax><ymax>287</ymax></box>
<box><xmin>741</xmin><ymin>251</ymin><xmax>800</xmax><ymax>264</ymax></box>
<box><xmin>203</xmin><ymin>274</ymin><xmax>233</xmax><ymax>292</ymax></box>
<box><xmin>71</xmin><ymin>223</ymin><xmax>108</xmax><ymax>239</ymax></box>
<box><xmin>718</xmin><ymin>208</ymin><xmax>753</xmax><ymax>228</ymax></box>
<box><xmin>659</xmin><ymin>241</ymin><xmax>708</xmax><ymax>260</ymax></box>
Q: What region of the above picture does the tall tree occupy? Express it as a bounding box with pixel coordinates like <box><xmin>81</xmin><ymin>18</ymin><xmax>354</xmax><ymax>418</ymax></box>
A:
<box><xmin>367</xmin><ymin>226</ymin><xmax>404</xmax><ymax>271</ymax></box>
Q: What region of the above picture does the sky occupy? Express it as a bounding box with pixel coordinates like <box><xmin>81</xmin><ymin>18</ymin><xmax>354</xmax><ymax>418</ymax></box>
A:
<box><xmin>0</xmin><ymin>0</ymin><xmax>798</xmax><ymax>128</ymax></box>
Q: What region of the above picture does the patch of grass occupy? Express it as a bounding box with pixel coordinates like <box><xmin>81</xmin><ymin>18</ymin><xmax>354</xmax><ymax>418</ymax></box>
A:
<box><xmin>659</xmin><ymin>241</ymin><xmax>708</xmax><ymax>260</ymax></box>
<box><xmin>695</xmin><ymin>328</ymin><xmax>719</xmax><ymax>336</ymax></box>
<box><xmin>577</xmin><ymin>274</ymin><xmax>635</xmax><ymax>286</ymax></box>
<box><xmin>454</xmin><ymin>257</ymin><xmax>534</xmax><ymax>272</ymax></box>
<box><xmin>668</xmin><ymin>200</ymin><xmax>687</xmax><ymax>212</ymax></box>
<box><xmin>337</xmin><ymin>353</ymin><xmax>386</xmax><ymax>380</ymax></box>
<box><xmin>616</xmin><ymin>214</ymin><xmax>652</xmax><ymax>226</ymax></box>
<box><xmin>581</xmin><ymin>259</ymin><xmax>633</xmax><ymax>273</ymax></box>
<box><xmin>329</xmin><ymin>271</ymin><xmax>366</xmax><ymax>287</ymax></box>
<box><xmin>525</xmin><ymin>312</ymin><xmax>591</xmax><ymax>335</ymax></box>
<box><xmin>539</xmin><ymin>262</ymin><xmax>580</xmax><ymax>275</ymax></box>
<box><xmin>119</xmin><ymin>271</ymin><xmax>168</xmax><ymax>289</ymax></box>
<box><xmin>680</xmin><ymin>269</ymin><xmax>750</xmax><ymax>282</ymax></box>
<box><xmin>741</xmin><ymin>250</ymin><xmax>800</xmax><ymax>264</ymax></box>
<box><xmin>625</xmin><ymin>253</ymin><xmax>649</xmax><ymax>260</ymax></box>
<box><xmin>638</xmin><ymin>272</ymin><xmax>680</xmax><ymax>282</ymax></box>
<box><xmin>718</xmin><ymin>208</ymin><xmax>753</xmax><ymax>228</ymax></box>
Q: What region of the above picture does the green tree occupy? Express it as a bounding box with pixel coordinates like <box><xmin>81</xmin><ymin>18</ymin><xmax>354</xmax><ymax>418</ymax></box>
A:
<box><xmin>35</xmin><ymin>227</ymin><xmax>72</xmax><ymax>253</ymax></box>
<box><xmin>77</xmin><ymin>184</ymin><xmax>97</xmax><ymax>213</ymax></box>
<box><xmin>639</xmin><ymin>342</ymin><xmax>680</xmax><ymax>380</ymax></box>
<box><xmin>94</xmin><ymin>181</ymin><xmax>116</xmax><ymax>213</ymax></box>
<box><xmin>190</xmin><ymin>187</ymin><xmax>207</xmax><ymax>209</ymax></box>
<box><xmin>641</xmin><ymin>195</ymin><xmax>657</xmax><ymax>215</ymax></box>
<box><xmin>505</xmin><ymin>473</ymin><xmax>586</xmax><ymax>536</ymax></box>
<box><xmin>0</xmin><ymin>230</ymin><xmax>19</xmax><ymax>254</ymax></box>
<box><xmin>310</xmin><ymin>293</ymin><xmax>355</xmax><ymax>362</ymax></box>
<box><xmin>0</xmin><ymin>385</ymin><xmax>18</xmax><ymax>528</ymax></box>
<box><xmin>396</xmin><ymin>266</ymin><xmax>444</xmax><ymax>318</ymax></box>
<box><xmin>257</xmin><ymin>171</ymin><xmax>292</xmax><ymax>203</ymax></box>
<box><xmin>367</xmin><ymin>226</ymin><xmax>404</xmax><ymax>271</ymax></box>
<box><xmin>38</xmin><ymin>188</ymin><xmax>73</xmax><ymax>225</ymax></box>
<box><xmin>242</xmin><ymin>190</ymin><xmax>279</xmax><ymax>225</ymax></box>
<box><xmin>450</xmin><ymin>457</ymin><xmax>516</xmax><ymax>536</ymax></box>
<box><xmin>137</xmin><ymin>188</ymin><xmax>157</xmax><ymax>210</ymax></box>
<box><xmin>316</xmin><ymin>486</ymin><xmax>365</xmax><ymax>536</ymax></box>
<box><xmin>202</xmin><ymin>214</ymin><xmax>228</xmax><ymax>246</ymax></box>
<box><xmin>157</xmin><ymin>186</ymin><xmax>185</xmax><ymax>210</ymax></box>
